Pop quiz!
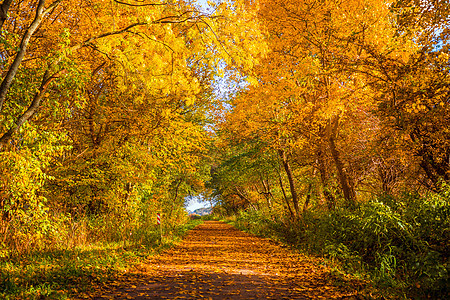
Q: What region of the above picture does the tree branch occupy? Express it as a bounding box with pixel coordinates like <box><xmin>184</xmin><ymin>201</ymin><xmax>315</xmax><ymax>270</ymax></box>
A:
<box><xmin>0</xmin><ymin>69</ymin><xmax>61</xmax><ymax>148</ymax></box>
<box><xmin>0</xmin><ymin>0</ymin><xmax>63</xmax><ymax>113</ymax></box>
<box><xmin>113</xmin><ymin>0</ymin><xmax>168</xmax><ymax>7</ymax></box>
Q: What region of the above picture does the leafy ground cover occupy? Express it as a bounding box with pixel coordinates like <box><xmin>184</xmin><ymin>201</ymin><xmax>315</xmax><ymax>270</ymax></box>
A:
<box><xmin>0</xmin><ymin>219</ymin><xmax>202</xmax><ymax>299</ymax></box>
<box><xmin>82</xmin><ymin>221</ymin><xmax>383</xmax><ymax>299</ymax></box>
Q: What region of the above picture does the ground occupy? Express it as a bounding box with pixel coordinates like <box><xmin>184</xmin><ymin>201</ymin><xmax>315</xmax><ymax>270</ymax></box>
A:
<box><xmin>76</xmin><ymin>221</ymin><xmax>379</xmax><ymax>299</ymax></box>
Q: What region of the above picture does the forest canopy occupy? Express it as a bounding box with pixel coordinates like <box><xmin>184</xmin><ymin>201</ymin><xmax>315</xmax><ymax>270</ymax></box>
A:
<box><xmin>0</xmin><ymin>0</ymin><xmax>449</xmax><ymax>298</ymax></box>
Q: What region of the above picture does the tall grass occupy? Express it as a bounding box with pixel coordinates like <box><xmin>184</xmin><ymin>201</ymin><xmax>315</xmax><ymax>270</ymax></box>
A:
<box><xmin>0</xmin><ymin>209</ymin><xmax>201</xmax><ymax>299</ymax></box>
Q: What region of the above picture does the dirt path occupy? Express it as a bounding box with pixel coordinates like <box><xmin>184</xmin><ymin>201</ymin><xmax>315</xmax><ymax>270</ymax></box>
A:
<box><xmin>85</xmin><ymin>221</ymin><xmax>370</xmax><ymax>299</ymax></box>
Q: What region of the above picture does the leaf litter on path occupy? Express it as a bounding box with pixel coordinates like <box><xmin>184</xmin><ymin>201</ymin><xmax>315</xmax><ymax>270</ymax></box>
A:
<box><xmin>76</xmin><ymin>221</ymin><xmax>379</xmax><ymax>299</ymax></box>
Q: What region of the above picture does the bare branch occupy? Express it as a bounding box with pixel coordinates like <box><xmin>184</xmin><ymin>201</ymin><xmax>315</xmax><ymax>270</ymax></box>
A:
<box><xmin>113</xmin><ymin>0</ymin><xmax>167</xmax><ymax>7</ymax></box>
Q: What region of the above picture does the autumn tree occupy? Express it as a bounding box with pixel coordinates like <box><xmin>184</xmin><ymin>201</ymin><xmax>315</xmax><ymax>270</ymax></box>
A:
<box><xmin>0</xmin><ymin>0</ymin><xmax>241</xmax><ymax>252</ymax></box>
<box><xmin>363</xmin><ymin>0</ymin><xmax>450</xmax><ymax>190</ymax></box>
<box><xmin>213</xmin><ymin>0</ymin><xmax>447</xmax><ymax>214</ymax></box>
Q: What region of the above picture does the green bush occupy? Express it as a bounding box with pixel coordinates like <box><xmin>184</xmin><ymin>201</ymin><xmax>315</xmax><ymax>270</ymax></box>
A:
<box><xmin>230</xmin><ymin>189</ymin><xmax>449</xmax><ymax>299</ymax></box>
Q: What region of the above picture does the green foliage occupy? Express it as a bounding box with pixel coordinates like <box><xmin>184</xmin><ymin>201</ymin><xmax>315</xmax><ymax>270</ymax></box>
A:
<box><xmin>225</xmin><ymin>208</ymin><xmax>286</xmax><ymax>243</ymax></box>
<box><xmin>228</xmin><ymin>189</ymin><xmax>449</xmax><ymax>299</ymax></box>
<box><xmin>0</xmin><ymin>149</ymin><xmax>53</xmax><ymax>256</ymax></box>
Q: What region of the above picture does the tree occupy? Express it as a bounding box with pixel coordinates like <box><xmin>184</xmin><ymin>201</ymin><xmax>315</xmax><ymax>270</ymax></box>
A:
<box><xmin>0</xmin><ymin>0</ymin><xmax>235</xmax><ymax>252</ymax></box>
<box><xmin>215</xmin><ymin>0</ymin><xmax>443</xmax><ymax>212</ymax></box>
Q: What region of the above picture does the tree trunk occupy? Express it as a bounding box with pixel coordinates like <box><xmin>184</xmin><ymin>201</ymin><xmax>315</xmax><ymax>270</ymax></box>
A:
<box><xmin>235</xmin><ymin>186</ymin><xmax>257</xmax><ymax>210</ymax></box>
<box><xmin>316</xmin><ymin>148</ymin><xmax>336</xmax><ymax>210</ymax></box>
<box><xmin>124</xmin><ymin>182</ymin><xmax>133</xmax><ymax>203</ymax></box>
<box><xmin>260</xmin><ymin>175</ymin><xmax>273</xmax><ymax>210</ymax></box>
<box><xmin>302</xmin><ymin>183</ymin><xmax>312</xmax><ymax>214</ymax></box>
<box><xmin>278</xmin><ymin>149</ymin><xmax>300</xmax><ymax>218</ymax></box>
<box><xmin>0</xmin><ymin>70</ymin><xmax>59</xmax><ymax>148</ymax></box>
<box><xmin>0</xmin><ymin>0</ymin><xmax>49</xmax><ymax>112</ymax></box>
<box><xmin>327</xmin><ymin>116</ymin><xmax>356</xmax><ymax>207</ymax></box>
<box><xmin>277</xmin><ymin>168</ymin><xmax>295</xmax><ymax>219</ymax></box>
<box><xmin>0</xmin><ymin>0</ymin><xmax>13</xmax><ymax>32</ymax></box>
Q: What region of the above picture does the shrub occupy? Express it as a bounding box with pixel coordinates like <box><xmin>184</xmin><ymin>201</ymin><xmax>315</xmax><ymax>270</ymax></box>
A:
<box><xmin>228</xmin><ymin>189</ymin><xmax>449</xmax><ymax>299</ymax></box>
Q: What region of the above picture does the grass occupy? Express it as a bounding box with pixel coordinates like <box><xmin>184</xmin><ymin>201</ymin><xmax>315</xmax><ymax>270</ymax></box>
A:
<box><xmin>0</xmin><ymin>219</ymin><xmax>203</xmax><ymax>300</ymax></box>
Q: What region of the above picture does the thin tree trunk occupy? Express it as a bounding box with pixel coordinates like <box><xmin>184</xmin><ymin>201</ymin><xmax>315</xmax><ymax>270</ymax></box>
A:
<box><xmin>316</xmin><ymin>148</ymin><xmax>336</xmax><ymax>210</ymax></box>
<box><xmin>235</xmin><ymin>186</ymin><xmax>257</xmax><ymax>210</ymax></box>
<box><xmin>302</xmin><ymin>183</ymin><xmax>312</xmax><ymax>214</ymax></box>
<box><xmin>173</xmin><ymin>179</ymin><xmax>182</xmax><ymax>203</ymax></box>
<box><xmin>278</xmin><ymin>149</ymin><xmax>300</xmax><ymax>218</ymax></box>
<box><xmin>327</xmin><ymin>116</ymin><xmax>356</xmax><ymax>207</ymax></box>
<box><xmin>124</xmin><ymin>182</ymin><xmax>133</xmax><ymax>203</ymax></box>
<box><xmin>0</xmin><ymin>70</ymin><xmax>59</xmax><ymax>147</ymax></box>
<box><xmin>0</xmin><ymin>0</ymin><xmax>13</xmax><ymax>32</ymax></box>
<box><xmin>277</xmin><ymin>168</ymin><xmax>294</xmax><ymax>219</ymax></box>
<box><xmin>260</xmin><ymin>175</ymin><xmax>272</xmax><ymax>210</ymax></box>
<box><xmin>0</xmin><ymin>0</ymin><xmax>57</xmax><ymax>112</ymax></box>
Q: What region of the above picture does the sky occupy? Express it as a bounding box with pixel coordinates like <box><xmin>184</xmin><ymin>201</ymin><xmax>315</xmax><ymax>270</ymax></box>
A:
<box><xmin>194</xmin><ymin>0</ymin><xmax>211</xmax><ymax>10</ymax></box>
<box><xmin>185</xmin><ymin>194</ymin><xmax>211</xmax><ymax>212</ymax></box>
<box><xmin>186</xmin><ymin>197</ymin><xmax>207</xmax><ymax>212</ymax></box>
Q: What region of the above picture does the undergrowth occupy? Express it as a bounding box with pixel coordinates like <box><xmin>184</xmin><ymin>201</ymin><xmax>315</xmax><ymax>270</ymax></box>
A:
<box><xmin>0</xmin><ymin>218</ymin><xmax>202</xmax><ymax>299</ymax></box>
<box><xmin>224</xmin><ymin>190</ymin><xmax>449</xmax><ymax>300</ymax></box>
